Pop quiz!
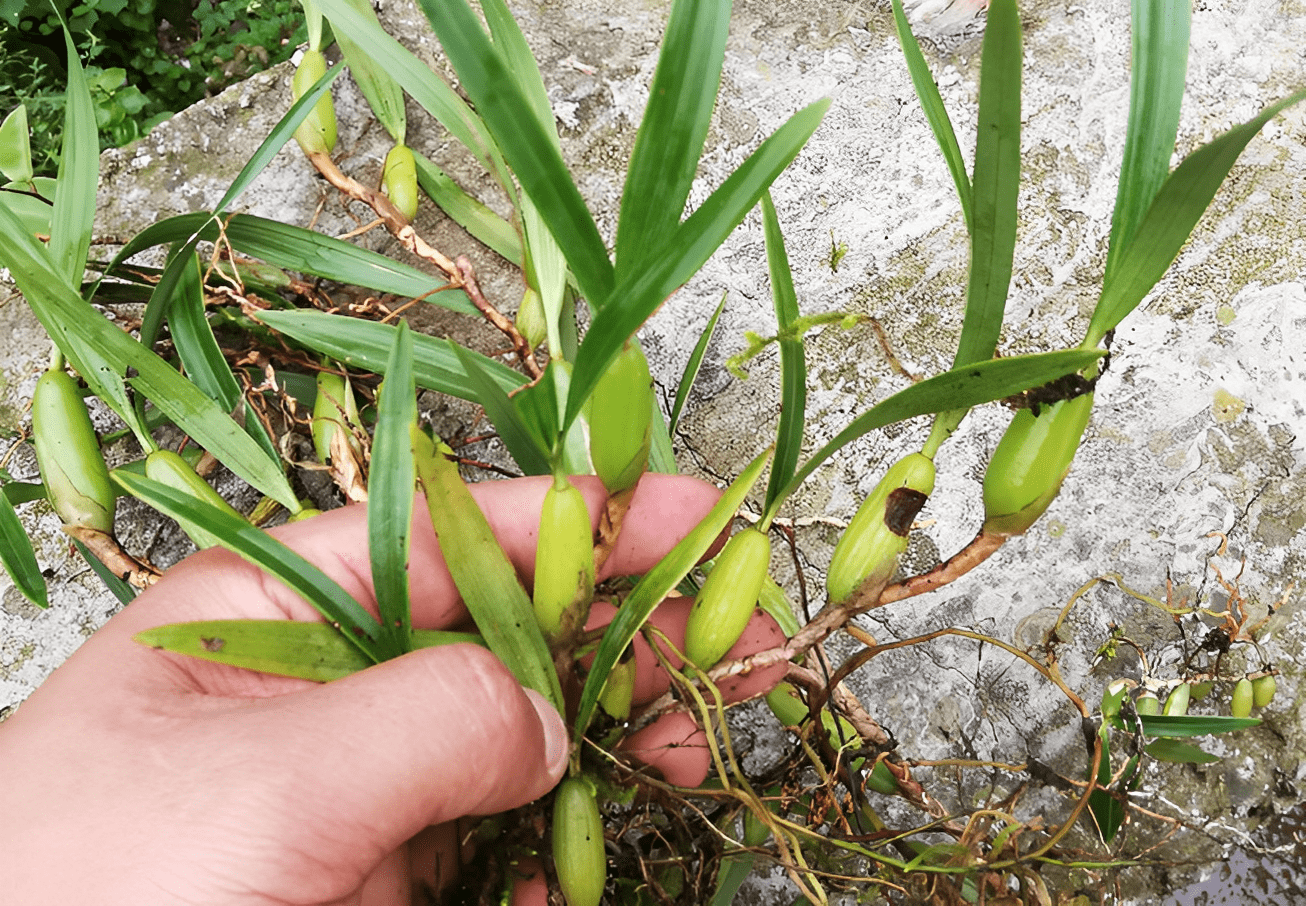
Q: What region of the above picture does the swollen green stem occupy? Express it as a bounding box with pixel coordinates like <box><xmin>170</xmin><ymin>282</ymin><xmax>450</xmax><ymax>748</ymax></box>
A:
<box><xmin>552</xmin><ymin>777</ymin><xmax>606</xmax><ymax>906</ymax></box>
<box><xmin>311</xmin><ymin>367</ymin><xmax>361</xmax><ymax>465</ymax></box>
<box><xmin>382</xmin><ymin>144</ymin><xmax>419</xmax><ymax>221</ymax></box>
<box><xmin>981</xmin><ymin>393</ymin><xmax>1093</xmax><ymax>536</ymax></box>
<box><xmin>532</xmin><ymin>474</ymin><xmax>595</xmax><ymax>645</ymax></box>
<box><xmin>587</xmin><ymin>341</ymin><xmax>653</xmax><ymax>493</ymax></box>
<box><xmin>826</xmin><ymin>453</ymin><xmax>936</xmax><ymax>604</ymax></box>
<box><xmin>292</xmin><ymin>49</ymin><xmax>337</xmax><ymax>155</ymax></box>
<box><xmin>32</xmin><ymin>368</ymin><xmax>115</xmax><ymax>533</ymax></box>
<box><xmin>684</xmin><ymin>527</ymin><xmax>771</xmax><ymax>669</ymax></box>
<box><xmin>141</xmin><ymin>450</ymin><xmax>246</xmax><ymax>549</ymax></box>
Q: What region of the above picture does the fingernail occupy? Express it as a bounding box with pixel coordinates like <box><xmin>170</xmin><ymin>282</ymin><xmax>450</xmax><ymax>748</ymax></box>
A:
<box><xmin>525</xmin><ymin>689</ymin><xmax>569</xmax><ymax>778</ymax></box>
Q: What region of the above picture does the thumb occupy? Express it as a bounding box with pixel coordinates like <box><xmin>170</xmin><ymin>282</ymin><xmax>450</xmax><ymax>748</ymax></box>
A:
<box><xmin>219</xmin><ymin>644</ymin><xmax>568</xmax><ymax>882</ymax></box>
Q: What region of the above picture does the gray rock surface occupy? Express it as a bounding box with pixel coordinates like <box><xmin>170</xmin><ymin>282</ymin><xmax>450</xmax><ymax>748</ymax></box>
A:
<box><xmin>3</xmin><ymin>0</ymin><xmax>1304</xmax><ymax>901</ymax></box>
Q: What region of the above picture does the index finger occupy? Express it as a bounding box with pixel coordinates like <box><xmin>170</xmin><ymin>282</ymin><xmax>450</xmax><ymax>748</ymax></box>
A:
<box><xmin>117</xmin><ymin>473</ymin><xmax>724</xmax><ymax>635</ymax></box>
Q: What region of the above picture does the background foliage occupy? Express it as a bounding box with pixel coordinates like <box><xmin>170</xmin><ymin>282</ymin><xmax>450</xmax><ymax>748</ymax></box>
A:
<box><xmin>0</xmin><ymin>0</ymin><xmax>304</xmax><ymax>174</ymax></box>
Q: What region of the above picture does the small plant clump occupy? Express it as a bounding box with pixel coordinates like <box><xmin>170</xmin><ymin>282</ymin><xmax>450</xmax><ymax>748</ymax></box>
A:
<box><xmin>0</xmin><ymin>0</ymin><xmax>1301</xmax><ymax>903</ymax></box>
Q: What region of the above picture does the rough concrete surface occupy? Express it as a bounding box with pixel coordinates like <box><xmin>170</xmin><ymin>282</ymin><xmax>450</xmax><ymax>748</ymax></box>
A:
<box><xmin>2</xmin><ymin>0</ymin><xmax>1305</xmax><ymax>902</ymax></box>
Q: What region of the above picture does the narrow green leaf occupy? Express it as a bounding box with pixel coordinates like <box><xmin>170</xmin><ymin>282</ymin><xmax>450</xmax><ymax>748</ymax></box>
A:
<box><xmin>33</xmin><ymin>289</ymin><xmax>146</xmax><ymax>450</ymax></box>
<box><xmin>412</xmin><ymin>0</ymin><xmax>616</xmax><ymax>305</ymax></box>
<box><xmin>113</xmin><ymin>472</ymin><xmax>389</xmax><ymax>662</ymax></box>
<box><xmin>648</xmin><ymin>389</ymin><xmax>678</xmax><ymax>475</ymax></box>
<box><xmin>669</xmin><ymin>291</ymin><xmax>726</xmax><ymax>436</ymax></box>
<box><xmin>106</xmin><ymin>211</ymin><xmax>476</xmax><ymax>315</ymax></box>
<box><xmin>49</xmin><ymin>23</ymin><xmax>97</xmax><ymax>289</ymax></box>
<box><xmin>566</xmin><ymin>99</ymin><xmax>831</xmax><ymax>429</ymax></box>
<box><xmin>710</xmin><ymin>853</ymin><xmax>758</xmax><ymax>906</ymax></box>
<box><xmin>761</xmin><ymin>192</ymin><xmax>806</xmax><ymax>512</ymax></box>
<box><xmin>413</xmin><ymin>152</ymin><xmax>522</xmax><ymax>265</ymax></box>
<box><xmin>1137</xmin><ymin>713</ymin><xmax>1262</xmax><ymax>738</ymax></box>
<box><xmin>768</xmin><ymin>348</ymin><xmax>1103</xmax><ymax>518</ymax></box>
<box><xmin>478</xmin><ymin>0</ymin><xmax>558</xmax><ymax>145</ymax></box>
<box><xmin>0</xmin><ymin>485</ymin><xmax>47</xmax><ymax>608</ymax></box>
<box><xmin>890</xmin><ymin>0</ymin><xmax>972</xmax><ymax>230</ymax></box>
<box><xmin>903</xmin><ymin>843</ymin><xmax>972</xmax><ymax>872</ymax></box>
<box><xmin>1086</xmin><ymin>88</ymin><xmax>1306</xmax><ymax>344</ymax></box>
<box><xmin>216</xmin><ymin>61</ymin><xmax>345</xmax><ymax>214</ymax></box>
<box><xmin>133</xmin><ymin>619</ymin><xmax>483</xmax><ymax>683</ymax></box>
<box><xmin>759</xmin><ymin>575</ymin><xmax>800</xmax><ymax>637</ymax></box>
<box><xmin>952</xmin><ymin>0</ymin><xmax>1021</xmax><ymax>369</ymax></box>
<box><xmin>1144</xmin><ymin>737</ymin><xmax>1219</xmax><ymax>764</ymax></box>
<box><xmin>0</xmin><ymin>204</ymin><xmax>297</xmax><ymax>508</ymax></box>
<box><xmin>450</xmin><ymin>344</ymin><xmax>552</xmax><ymax>475</ymax></box>
<box><xmin>167</xmin><ymin>251</ymin><xmax>243</xmax><ymax>411</ymax></box>
<box><xmin>412</xmin><ymin>432</ymin><xmax>563</xmax><ymax>711</ymax></box>
<box><xmin>2</xmin><ymin>482</ymin><xmax>45</xmax><ymax>506</ymax></box>
<box><xmin>22</xmin><ymin>36</ymin><xmax>151</xmax><ymax>448</ymax></box>
<box><xmin>511</xmin><ymin>364</ymin><xmax>562</xmax><ymax>460</ymax></box>
<box><xmin>575</xmin><ymin>446</ymin><xmax>771</xmax><ymax>735</ymax></box>
<box><xmin>101</xmin><ymin>212</ymin><xmax>212</xmax><ymax>274</ymax></box>
<box><xmin>333</xmin><ymin>0</ymin><xmax>407</xmax><ymax>143</ymax></box>
<box><xmin>614</xmin><ymin>0</ymin><xmax>732</xmax><ymax>283</ymax></box>
<box><xmin>72</xmin><ymin>538</ymin><xmax>137</xmax><ymax>604</ymax></box>
<box><xmin>1103</xmin><ymin>1</ymin><xmax>1189</xmax><ymax>287</ymax></box>
<box><xmin>521</xmin><ymin>196</ymin><xmax>569</xmax><ymax>354</ymax></box>
<box><xmin>256</xmin><ymin>310</ymin><xmax>527</xmax><ymax>400</ymax></box>
<box><xmin>157</xmin><ymin>247</ymin><xmax>282</xmax><ymax>471</ymax></box>
<box><xmin>369</xmin><ymin>321</ymin><xmax>417</xmax><ymax>652</ymax></box>
<box><xmin>139</xmin><ymin>239</ymin><xmax>202</xmax><ymax>354</ymax></box>
<box><xmin>1087</xmin><ymin>738</ymin><xmax>1124</xmax><ymax>843</ymax></box>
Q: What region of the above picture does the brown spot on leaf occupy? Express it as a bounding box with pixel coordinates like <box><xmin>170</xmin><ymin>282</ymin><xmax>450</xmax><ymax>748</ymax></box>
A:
<box><xmin>200</xmin><ymin>637</ymin><xmax>226</xmax><ymax>653</ymax></box>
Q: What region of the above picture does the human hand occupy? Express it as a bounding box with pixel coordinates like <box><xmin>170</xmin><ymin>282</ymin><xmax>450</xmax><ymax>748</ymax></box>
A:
<box><xmin>0</xmin><ymin>474</ymin><xmax>784</xmax><ymax>905</ymax></box>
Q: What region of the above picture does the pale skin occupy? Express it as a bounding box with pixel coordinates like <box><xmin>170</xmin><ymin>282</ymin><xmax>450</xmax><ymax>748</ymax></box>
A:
<box><xmin>0</xmin><ymin>473</ymin><xmax>771</xmax><ymax>906</ymax></box>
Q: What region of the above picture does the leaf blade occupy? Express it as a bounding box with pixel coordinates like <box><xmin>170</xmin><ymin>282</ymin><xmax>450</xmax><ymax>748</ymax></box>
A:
<box><xmin>1086</xmin><ymin>88</ymin><xmax>1306</xmax><ymax>343</ymax></box>
<box><xmin>133</xmin><ymin>619</ymin><xmax>482</xmax><ymax>683</ymax></box>
<box><xmin>890</xmin><ymin>0</ymin><xmax>972</xmax><ymax>230</ymax></box>
<box><xmin>411</xmin><ymin>0</ymin><xmax>616</xmax><ymax>305</ymax></box>
<box><xmin>0</xmin><ymin>485</ymin><xmax>47</xmax><ymax>608</ymax></box>
<box><xmin>105</xmin><ymin>212</ymin><xmax>475</xmax><ymax>314</ymax></box>
<box><xmin>952</xmin><ymin>0</ymin><xmax>1021</xmax><ymax>369</ymax></box>
<box><xmin>73</xmin><ymin>538</ymin><xmax>137</xmax><ymax>605</ymax></box>
<box><xmin>413</xmin><ymin>434</ymin><xmax>563</xmax><ymax>712</ymax></box>
<box><xmin>1144</xmin><ymin>737</ymin><xmax>1219</xmax><ymax>764</ymax></box>
<box><xmin>669</xmin><ymin>290</ymin><xmax>727</xmax><ymax>436</ymax></box>
<box><xmin>369</xmin><ymin>321</ymin><xmax>417</xmax><ymax>652</ymax></box>
<box><xmin>113</xmin><ymin>472</ymin><xmax>388</xmax><ymax>662</ymax></box>
<box><xmin>450</xmin><ymin>344</ymin><xmax>552</xmax><ymax>475</ymax></box>
<box><xmin>413</xmin><ymin>152</ymin><xmax>523</xmax><ymax>265</ymax></box>
<box><xmin>1103</xmin><ymin>0</ymin><xmax>1190</xmax><ymax>286</ymax></box>
<box><xmin>167</xmin><ymin>251</ymin><xmax>243</xmax><ymax>411</ymax></box>
<box><xmin>49</xmin><ymin>22</ymin><xmax>97</xmax><ymax>289</ymax></box>
<box><xmin>614</xmin><ymin>0</ymin><xmax>732</xmax><ymax>283</ymax></box>
<box><xmin>565</xmin><ymin>99</ymin><xmax>830</xmax><ymax>428</ymax></box>
<box><xmin>256</xmin><ymin>311</ymin><xmax>528</xmax><ymax>400</ymax></box>
<box><xmin>216</xmin><ymin>61</ymin><xmax>346</xmax><ymax>213</ymax></box>
<box><xmin>760</xmin><ymin>192</ymin><xmax>806</xmax><ymax>512</ymax></box>
<box><xmin>1137</xmin><ymin>713</ymin><xmax>1261</xmax><ymax>738</ymax></box>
